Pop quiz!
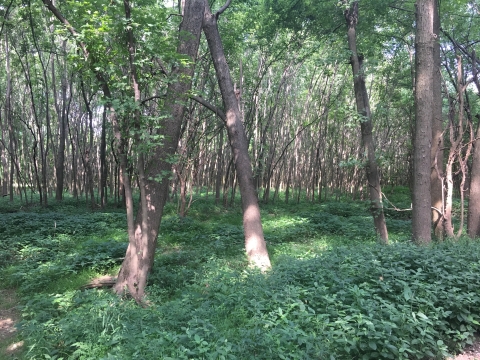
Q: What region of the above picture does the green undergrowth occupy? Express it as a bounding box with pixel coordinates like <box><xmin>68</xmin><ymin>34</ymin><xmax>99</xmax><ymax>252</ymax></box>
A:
<box><xmin>1</xmin><ymin>189</ymin><xmax>480</xmax><ymax>359</ymax></box>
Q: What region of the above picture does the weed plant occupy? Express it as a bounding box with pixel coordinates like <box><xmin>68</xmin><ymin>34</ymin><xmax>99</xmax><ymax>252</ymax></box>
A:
<box><xmin>1</xmin><ymin>189</ymin><xmax>480</xmax><ymax>359</ymax></box>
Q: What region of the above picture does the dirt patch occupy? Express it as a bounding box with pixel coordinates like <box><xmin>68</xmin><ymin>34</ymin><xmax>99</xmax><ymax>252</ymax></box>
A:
<box><xmin>0</xmin><ymin>289</ymin><xmax>24</xmax><ymax>358</ymax></box>
<box><xmin>448</xmin><ymin>336</ymin><xmax>480</xmax><ymax>360</ymax></box>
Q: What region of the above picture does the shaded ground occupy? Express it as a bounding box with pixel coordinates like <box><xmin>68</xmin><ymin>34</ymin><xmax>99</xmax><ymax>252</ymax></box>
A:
<box><xmin>0</xmin><ymin>286</ymin><xmax>479</xmax><ymax>359</ymax></box>
<box><xmin>0</xmin><ymin>289</ymin><xmax>24</xmax><ymax>358</ymax></box>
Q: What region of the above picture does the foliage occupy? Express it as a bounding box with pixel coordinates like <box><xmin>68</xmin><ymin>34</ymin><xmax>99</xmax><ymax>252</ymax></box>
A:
<box><xmin>2</xmin><ymin>191</ymin><xmax>480</xmax><ymax>359</ymax></box>
<box><xmin>0</xmin><ymin>197</ymin><xmax>127</xmax><ymax>295</ymax></box>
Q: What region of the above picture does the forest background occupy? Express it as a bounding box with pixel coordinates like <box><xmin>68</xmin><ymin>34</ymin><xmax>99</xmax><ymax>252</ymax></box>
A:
<box><xmin>2</xmin><ymin>0</ymin><xmax>480</xmax><ymax>359</ymax></box>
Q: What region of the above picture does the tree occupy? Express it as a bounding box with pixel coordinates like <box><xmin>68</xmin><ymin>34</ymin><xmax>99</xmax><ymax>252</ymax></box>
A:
<box><xmin>412</xmin><ymin>0</ymin><xmax>434</xmax><ymax>243</ymax></box>
<box><xmin>344</xmin><ymin>1</ymin><xmax>388</xmax><ymax>244</ymax></box>
<box><xmin>42</xmin><ymin>0</ymin><xmax>205</xmax><ymax>301</ymax></box>
<box><xmin>430</xmin><ymin>0</ymin><xmax>443</xmax><ymax>239</ymax></box>
<box><xmin>201</xmin><ymin>0</ymin><xmax>272</xmax><ymax>269</ymax></box>
<box><xmin>112</xmin><ymin>0</ymin><xmax>204</xmax><ymax>301</ymax></box>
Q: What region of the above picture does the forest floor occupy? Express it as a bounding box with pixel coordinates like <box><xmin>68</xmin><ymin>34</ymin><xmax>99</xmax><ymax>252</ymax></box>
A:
<box><xmin>2</xmin><ymin>191</ymin><xmax>480</xmax><ymax>359</ymax></box>
<box><xmin>0</xmin><ymin>286</ymin><xmax>479</xmax><ymax>359</ymax></box>
<box><xmin>448</xmin><ymin>338</ymin><xmax>480</xmax><ymax>360</ymax></box>
<box><xmin>0</xmin><ymin>289</ymin><xmax>24</xmax><ymax>358</ymax></box>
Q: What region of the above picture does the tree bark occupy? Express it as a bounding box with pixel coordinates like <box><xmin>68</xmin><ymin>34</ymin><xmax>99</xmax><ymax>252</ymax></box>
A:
<box><xmin>412</xmin><ymin>0</ymin><xmax>434</xmax><ymax>243</ymax></box>
<box><xmin>345</xmin><ymin>2</ymin><xmax>388</xmax><ymax>244</ymax></box>
<box><xmin>4</xmin><ymin>32</ymin><xmax>13</xmax><ymax>200</ymax></box>
<box><xmin>467</xmin><ymin>53</ymin><xmax>480</xmax><ymax>238</ymax></box>
<box><xmin>203</xmin><ymin>0</ymin><xmax>272</xmax><ymax>269</ymax></box>
<box><xmin>468</xmin><ymin>116</ymin><xmax>480</xmax><ymax>237</ymax></box>
<box><xmin>53</xmin><ymin>41</ymin><xmax>68</xmax><ymax>201</ymax></box>
<box><xmin>100</xmin><ymin>109</ymin><xmax>107</xmax><ymax>207</ymax></box>
<box><xmin>430</xmin><ymin>0</ymin><xmax>444</xmax><ymax>239</ymax></box>
<box><xmin>443</xmin><ymin>56</ymin><xmax>471</xmax><ymax>239</ymax></box>
<box><xmin>113</xmin><ymin>0</ymin><xmax>204</xmax><ymax>300</ymax></box>
<box><xmin>215</xmin><ymin>127</ymin><xmax>224</xmax><ymax>205</ymax></box>
<box><xmin>80</xmin><ymin>79</ymin><xmax>96</xmax><ymax>209</ymax></box>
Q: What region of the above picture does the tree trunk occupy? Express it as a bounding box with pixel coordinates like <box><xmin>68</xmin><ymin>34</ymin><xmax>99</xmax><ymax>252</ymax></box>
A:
<box><xmin>215</xmin><ymin>127</ymin><xmax>224</xmax><ymax>205</ymax></box>
<box><xmin>203</xmin><ymin>0</ymin><xmax>271</xmax><ymax>270</ymax></box>
<box><xmin>468</xmin><ymin>116</ymin><xmax>480</xmax><ymax>238</ymax></box>
<box><xmin>345</xmin><ymin>2</ymin><xmax>388</xmax><ymax>244</ymax></box>
<box><xmin>412</xmin><ymin>0</ymin><xmax>434</xmax><ymax>243</ymax></box>
<box><xmin>80</xmin><ymin>80</ymin><xmax>96</xmax><ymax>208</ymax></box>
<box><xmin>467</xmin><ymin>54</ymin><xmax>480</xmax><ymax>238</ymax></box>
<box><xmin>444</xmin><ymin>56</ymin><xmax>471</xmax><ymax>238</ymax></box>
<box><xmin>113</xmin><ymin>0</ymin><xmax>204</xmax><ymax>301</ymax></box>
<box><xmin>100</xmin><ymin>109</ymin><xmax>107</xmax><ymax>207</ymax></box>
<box><xmin>67</xmin><ymin>115</ymin><xmax>78</xmax><ymax>199</ymax></box>
<box><xmin>430</xmin><ymin>0</ymin><xmax>444</xmax><ymax>239</ymax></box>
<box><xmin>4</xmin><ymin>32</ymin><xmax>13</xmax><ymax>201</ymax></box>
<box><xmin>53</xmin><ymin>41</ymin><xmax>68</xmax><ymax>201</ymax></box>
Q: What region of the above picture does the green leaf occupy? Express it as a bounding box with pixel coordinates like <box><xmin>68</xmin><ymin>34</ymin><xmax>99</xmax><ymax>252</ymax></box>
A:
<box><xmin>403</xmin><ymin>285</ymin><xmax>412</xmax><ymax>301</ymax></box>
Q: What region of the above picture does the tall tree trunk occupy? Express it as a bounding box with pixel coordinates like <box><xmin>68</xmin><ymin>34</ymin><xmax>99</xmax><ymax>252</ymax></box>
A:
<box><xmin>67</xmin><ymin>115</ymin><xmax>78</xmax><ymax>199</ymax></box>
<box><xmin>80</xmin><ymin>80</ymin><xmax>96</xmax><ymax>208</ymax></box>
<box><xmin>467</xmin><ymin>54</ymin><xmax>480</xmax><ymax>238</ymax></box>
<box><xmin>215</xmin><ymin>126</ymin><xmax>224</xmax><ymax>205</ymax></box>
<box><xmin>28</xmin><ymin>3</ymin><xmax>51</xmax><ymax>206</ymax></box>
<box><xmin>430</xmin><ymin>0</ymin><xmax>444</xmax><ymax>239</ymax></box>
<box><xmin>4</xmin><ymin>32</ymin><xmax>13</xmax><ymax>201</ymax></box>
<box><xmin>113</xmin><ymin>0</ymin><xmax>204</xmax><ymax>301</ymax></box>
<box><xmin>100</xmin><ymin>109</ymin><xmax>107</xmax><ymax>207</ymax></box>
<box><xmin>16</xmin><ymin>43</ymin><xmax>44</xmax><ymax>204</ymax></box>
<box><xmin>412</xmin><ymin>0</ymin><xmax>434</xmax><ymax>243</ymax></box>
<box><xmin>203</xmin><ymin>0</ymin><xmax>271</xmax><ymax>269</ymax></box>
<box><xmin>468</xmin><ymin>116</ymin><xmax>480</xmax><ymax>238</ymax></box>
<box><xmin>53</xmin><ymin>41</ymin><xmax>68</xmax><ymax>201</ymax></box>
<box><xmin>444</xmin><ymin>56</ymin><xmax>471</xmax><ymax>238</ymax></box>
<box><xmin>345</xmin><ymin>2</ymin><xmax>388</xmax><ymax>244</ymax></box>
<box><xmin>0</xmin><ymin>120</ymin><xmax>7</xmax><ymax>197</ymax></box>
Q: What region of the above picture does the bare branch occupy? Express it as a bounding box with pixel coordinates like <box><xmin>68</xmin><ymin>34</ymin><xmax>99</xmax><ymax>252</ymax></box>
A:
<box><xmin>190</xmin><ymin>95</ymin><xmax>226</xmax><ymax>121</ymax></box>
<box><xmin>216</xmin><ymin>0</ymin><xmax>232</xmax><ymax>17</ymax></box>
<box><xmin>140</xmin><ymin>95</ymin><xmax>166</xmax><ymax>105</ymax></box>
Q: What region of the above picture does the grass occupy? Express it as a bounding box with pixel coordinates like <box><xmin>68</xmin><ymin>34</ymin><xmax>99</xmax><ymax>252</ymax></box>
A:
<box><xmin>1</xmin><ymin>188</ymin><xmax>480</xmax><ymax>359</ymax></box>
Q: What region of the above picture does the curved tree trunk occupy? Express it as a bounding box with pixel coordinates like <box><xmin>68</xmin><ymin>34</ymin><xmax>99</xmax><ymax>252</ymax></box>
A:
<box><xmin>203</xmin><ymin>0</ymin><xmax>271</xmax><ymax>269</ymax></box>
<box><xmin>345</xmin><ymin>2</ymin><xmax>388</xmax><ymax>244</ymax></box>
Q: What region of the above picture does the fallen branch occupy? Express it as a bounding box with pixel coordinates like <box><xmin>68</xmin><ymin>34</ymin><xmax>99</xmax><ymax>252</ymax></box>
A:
<box><xmin>81</xmin><ymin>275</ymin><xmax>117</xmax><ymax>289</ymax></box>
<box><xmin>382</xmin><ymin>192</ymin><xmax>412</xmax><ymax>212</ymax></box>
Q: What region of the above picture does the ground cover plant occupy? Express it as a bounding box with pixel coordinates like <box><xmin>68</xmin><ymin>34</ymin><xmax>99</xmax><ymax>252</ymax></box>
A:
<box><xmin>1</xmin><ymin>189</ymin><xmax>480</xmax><ymax>359</ymax></box>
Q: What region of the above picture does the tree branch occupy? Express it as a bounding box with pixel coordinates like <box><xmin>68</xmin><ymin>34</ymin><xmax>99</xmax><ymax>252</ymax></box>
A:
<box><xmin>41</xmin><ymin>0</ymin><xmax>89</xmax><ymax>59</ymax></box>
<box><xmin>190</xmin><ymin>95</ymin><xmax>226</xmax><ymax>121</ymax></box>
<box><xmin>140</xmin><ymin>95</ymin><xmax>166</xmax><ymax>105</ymax></box>
<box><xmin>441</xmin><ymin>28</ymin><xmax>480</xmax><ymax>68</ymax></box>
<box><xmin>216</xmin><ymin>0</ymin><xmax>232</xmax><ymax>17</ymax></box>
<box><xmin>0</xmin><ymin>0</ymin><xmax>14</xmax><ymax>38</ymax></box>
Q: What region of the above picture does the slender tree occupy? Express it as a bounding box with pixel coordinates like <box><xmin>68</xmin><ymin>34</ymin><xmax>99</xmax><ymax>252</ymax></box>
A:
<box><xmin>53</xmin><ymin>40</ymin><xmax>68</xmax><ymax>201</ymax></box>
<box><xmin>344</xmin><ymin>1</ymin><xmax>388</xmax><ymax>243</ymax></box>
<box><xmin>202</xmin><ymin>0</ymin><xmax>272</xmax><ymax>269</ymax></box>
